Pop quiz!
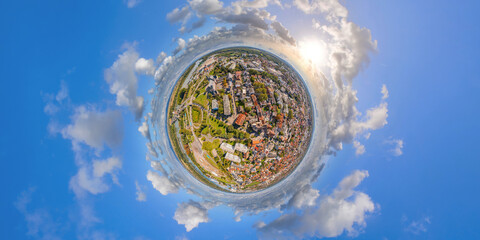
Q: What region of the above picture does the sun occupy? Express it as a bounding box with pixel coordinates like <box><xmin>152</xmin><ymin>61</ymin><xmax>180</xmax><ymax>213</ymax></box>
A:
<box><xmin>298</xmin><ymin>39</ymin><xmax>328</xmax><ymax>67</ymax></box>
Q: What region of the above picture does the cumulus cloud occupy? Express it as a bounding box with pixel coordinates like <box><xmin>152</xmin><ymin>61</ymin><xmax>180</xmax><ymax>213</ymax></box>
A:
<box><xmin>362</xmin><ymin>102</ymin><xmax>389</xmax><ymax>130</ymax></box>
<box><xmin>70</xmin><ymin>157</ymin><xmax>122</xmax><ymax>196</ymax></box>
<box><xmin>257</xmin><ymin>170</ymin><xmax>375</xmax><ymax>239</ymax></box>
<box><xmin>216</xmin><ymin>9</ymin><xmax>273</xmax><ymax>30</ymax></box>
<box><xmin>188</xmin><ymin>0</ymin><xmax>224</xmax><ymax>15</ymax></box>
<box><xmin>232</xmin><ymin>0</ymin><xmax>281</xmax><ymax>14</ymax></box>
<box><xmin>57</xmin><ymin>105</ymin><xmax>124</xmax><ymax>197</ymax></box>
<box><xmin>138</xmin><ymin>119</ymin><xmax>150</xmax><ymax>140</ymax></box>
<box><xmin>284</xmin><ymin>185</ymin><xmax>320</xmax><ymax>209</ymax></box>
<box><xmin>104</xmin><ymin>44</ymin><xmax>145</xmax><ymax>120</ymax></box>
<box><xmin>174</xmin><ymin>200</ymin><xmax>210</xmax><ymax>232</ymax></box>
<box><xmin>167</xmin><ymin>6</ymin><xmax>194</xmax><ymax>33</ymax></box>
<box><xmin>154</xmin><ymin>55</ymin><xmax>175</xmax><ymax>83</ymax></box>
<box><xmin>146</xmin><ymin>170</ymin><xmax>179</xmax><ymax>195</ymax></box>
<box><xmin>135</xmin><ymin>181</ymin><xmax>147</xmax><ymax>202</ymax></box>
<box><xmin>182</xmin><ymin>16</ymin><xmax>207</xmax><ymax>33</ymax></box>
<box><xmin>135</xmin><ymin>58</ymin><xmax>155</xmax><ymax>76</ymax></box>
<box><xmin>353</xmin><ymin>140</ymin><xmax>365</xmax><ymax>156</ymax></box>
<box><xmin>156</xmin><ymin>51</ymin><xmax>167</xmax><ymax>64</ymax></box>
<box><xmin>62</xmin><ymin>106</ymin><xmax>123</xmax><ymax>150</ymax></box>
<box><xmin>167</xmin><ymin>6</ymin><xmax>192</xmax><ymax>23</ymax></box>
<box><xmin>271</xmin><ymin>21</ymin><xmax>296</xmax><ymax>45</ymax></box>
<box><xmin>330</xmin><ymin>101</ymin><xmax>388</xmax><ymax>151</ymax></box>
<box><xmin>93</xmin><ymin>157</ymin><xmax>122</xmax><ymax>184</ymax></box>
<box><xmin>386</xmin><ymin>138</ymin><xmax>404</xmax><ymax>156</ymax></box>
<box><xmin>381</xmin><ymin>84</ymin><xmax>389</xmax><ymax>100</ymax></box>
<box><xmin>294</xmin><ymin>0</ymin><xmax>348</xmax><ymax>20</ymax></box>
<box><xmin>173</xmin><ymin>38</ymin><xmax>187</xmax><ymax>55</ymax></box>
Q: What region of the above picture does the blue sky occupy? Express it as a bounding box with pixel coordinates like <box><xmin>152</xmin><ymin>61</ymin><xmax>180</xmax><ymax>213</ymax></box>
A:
<box><xmin>1</xmin><ymin>0</ymin><xmax>479</xmax><ymax>239</ymax></box>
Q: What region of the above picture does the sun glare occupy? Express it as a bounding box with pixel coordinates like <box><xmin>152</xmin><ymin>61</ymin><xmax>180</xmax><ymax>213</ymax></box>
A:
<box><xmin>299</xmin><ymin>39</ymin><xmax>327</xmax><ymax>67</ymax></box>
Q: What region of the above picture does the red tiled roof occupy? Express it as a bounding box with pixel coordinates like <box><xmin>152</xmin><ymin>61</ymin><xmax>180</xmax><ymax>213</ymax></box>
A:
<box><xmin>235</xmin><ymin>114</ymin><xmax>246</xmax><ymax>126</ymax></box>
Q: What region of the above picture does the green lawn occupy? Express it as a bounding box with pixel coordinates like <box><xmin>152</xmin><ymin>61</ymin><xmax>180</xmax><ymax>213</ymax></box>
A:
<box><xmin>202</xmin><ymin>139</ymin><xmax>221</xmax><ymax>151</ymax></box>
<box><xmin>194</xmin><ymin>93</ymin><xmax>209</xmax><ymax>109</ymax></box>
<box><xmin>192</xmin><ymin>107</ymin><xmax>201</xmax><ymax>123</ymax></box>
<box><xmin>207</xmin><ymin>116</ymin><xmax>226</xmax><ymax>137</ymax></box>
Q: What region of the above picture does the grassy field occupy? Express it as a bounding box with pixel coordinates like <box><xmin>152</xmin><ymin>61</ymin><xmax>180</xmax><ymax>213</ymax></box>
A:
<box><xmin>191</xmin><ymin>106</ymin><xmax>202</xmax><ymax>123</ymax></box>
<box><xmin>194</xmin><ymin>93</ymin><xmax>209</xmax><ymax>109</ymax></box>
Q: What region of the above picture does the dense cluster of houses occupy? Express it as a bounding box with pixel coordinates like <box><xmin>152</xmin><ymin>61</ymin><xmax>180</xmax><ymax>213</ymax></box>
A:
<box><xmin>175</xmin><ymin>49</ymin><xmax>313</xmax><ymax>191</ymax></box>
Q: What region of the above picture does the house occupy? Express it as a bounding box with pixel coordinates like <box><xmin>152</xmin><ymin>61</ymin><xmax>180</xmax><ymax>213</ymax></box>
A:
<box><xmin>235</xmin><ymin>113</ymin><xmax>246</xmax><ymax>126</ymax></box>
<box><xmin>235</xmin><ymin>71</ymin><xmax>242</xmax><ymax>80</ymax></box>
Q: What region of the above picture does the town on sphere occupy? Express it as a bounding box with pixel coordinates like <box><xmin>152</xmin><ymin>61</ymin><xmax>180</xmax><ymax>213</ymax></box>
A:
<box><xmin>168</xmin><ymin>47</ymin><xmax>313</xmax><ymax>193</ymax></box>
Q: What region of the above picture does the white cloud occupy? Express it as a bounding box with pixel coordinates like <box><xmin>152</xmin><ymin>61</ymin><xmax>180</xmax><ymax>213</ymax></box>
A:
<box><xmin>257</xmin><ymin>170</ymin><xmax>375</xmax><ymax>239</ymax></box>
<box><xmin>44</xmin><ymin>81</ymin><xmax>69</xmax><ymax>116</ymax></box>
<box><xmin>56</xmin><ymin>81</ymin><xmax>69</xmax><ymax>102</ymax></box>
<box><xmin>93</xmin><ymin>157</ymin><xmax>122</xmax><ymax>184</ymax></box>
<box><xmin>285</xmin><ymin>185</ymin><xmax>320</xmax><ymax>209</ymax></box>
<box><xmin>62</xmin><ymin>106</ymin><xmax>123</xmax><ymax>150</ymax></box>
<box><xmin>353</xmin><ymin>140</ymin><xmax>365</xmax><ymax>156</ymax></box>
<box><xmin>330</xmin><ymin>102</ymin><xmax>388</xmax><ymax>151</ymax></box>
<box><xmin>293</xmin><ymin>0</ymin><xmax>348</xmax><ymax>20</ymax></box>
<box><xmin>167</xmin><ymin>6</ymin><xmax>192</xmax><ymax>23</ymax></box>
<box><xmin>154</xmin><ymin>55</ymin><xmax>174</xmax><ymax>83</ymax></box>
<box><xmin>386</xmin><ymin>138</ymin><xmax>404</xmax><ymax>156</ymax></box>
<box><xmin>167</xmin><ymin>6</ymin><xmax>194</xmax><ymax>33</ymax></box>
<box><xmin>271</xmin><ymin>21</ymin><xmax>296</xmax><ymax>45</ymax></box>
<box><xmin>188</xmin><ymin>0</ymin><xmax>223</xmax><ymax>15</ymax></box>
<box><xmin>104</xmin><ymin>44</ymin><xmax>145</xmax><ymax>120</ymax></box>
<box><xmin>70</xmin><ymin>157</ymin><xmax>122</xmax><ymax>196</ymax></box>
<box><xmin>146</xmin><ymin>170</ymin><xmax>178</xmax><ymax>195</ymax></box>
<box><xmin>126</xmin><ymin>0</ymin><xmax>141</xmax><ymax>8</ymax></box>
<box><xmin>135</xmin><ymin>181</ymin><xmax>147</xmax><ymax>202</ymax></box>
<box><xmin>231</xmin><ymin>0</ymin><xmax>282</xmax><ymax>14</ymax></box>
<box><xmin>173</xmin><ymin>38</ymin><xmax>187</xmax><ymax>55</ymax></box>
<box><xmin>404</xmin><ymin>216</ymin><xmax>431</xmax><ymax>234</ymax></box>
<box><xmin>364</xmin><ymin>132</ymin><xmax>371</xmax><ymax>139</ymax></box>
<box><xmin>44</xmin><ymin>101</ymin><xmax>59</xmax><ymax>116</ymax></box>
<box><xmin>174</xmin><ymin>200</ymin><xmax>210</xmax><ymax>232</ymax></box>
<box><xmin>381</xmin><ymin>84</ymin><xmax>389</xmax><ymax>100</ymax></box>
<box><xmin>362</xmin><ymin>102</ymin><xmax>389</xmax><ymax>130</ymax></box>
<box><xmin>15</xmin><ymin>189</ymin><xmax>62</xmax><ymax>240</ymax></box>
<box><xmin>135</xmin><ymin>58</ymin><xmax>155</xmax><ymax>76</ymax></box>
<box><xmin>216</xmin><ymin>9</ymin><xmax>273</xmax><ymax>30</ymax></box>
<box><xmin>312</xmin><ymin>18</ymin><xmax>321</xmax><ymax>29</ymax></box>
<box><xmin>156</xmin><ymin>51</ymin><xmax>167</xmax><ymax>63</ymax></box>
<box><xmin>138</xmin><ymin>119</ymin><xmax>150</xmax><ymax>140</ymax></box>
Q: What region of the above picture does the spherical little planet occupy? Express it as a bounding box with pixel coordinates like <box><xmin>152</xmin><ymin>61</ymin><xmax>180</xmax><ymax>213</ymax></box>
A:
<box><xmin>168</xmin><ymin>47</ymin><xmax>313</xmax><ymax>193</ymax></box>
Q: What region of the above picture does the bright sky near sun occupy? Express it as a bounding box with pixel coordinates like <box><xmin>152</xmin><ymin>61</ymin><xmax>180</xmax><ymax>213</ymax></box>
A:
<box><xmin>1</xmin><ymin>0</ymin><xmax>479</xmax><ymax>239</ymax></box>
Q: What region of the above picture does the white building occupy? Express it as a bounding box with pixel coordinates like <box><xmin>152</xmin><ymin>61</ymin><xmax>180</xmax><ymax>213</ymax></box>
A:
<box><xmin>220</xmin><ymin>142</ymin><xmax>234</xmax><ymax>154</ymax></box>
<box><xmin>234</xmin><ymin>143</ymin><xmax>248</xmax><ymax>153</ymax></box>
<box><xmin>225</xmin><ymin>152</ymin><xmax>241</xmax><ymax>163</ymax></box>
<box><xmin>223</xmin><ymin>94</ymin><xmax>231</xmax><ymax>116</ymax></box>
